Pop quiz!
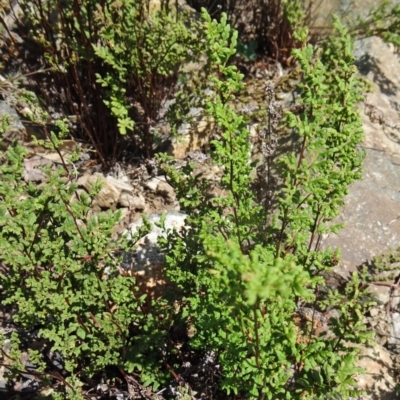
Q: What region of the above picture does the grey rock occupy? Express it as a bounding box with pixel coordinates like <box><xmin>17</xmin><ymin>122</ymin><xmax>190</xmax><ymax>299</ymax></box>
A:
<box><xmin>2</xmin><ymin>0</ymin><xmax>24</xmax><ymax>32</ymax></box>
<box><xmin>356</xmin><ymin>342</ymin><xmax>397</xmax><ymax>397</ymax></box>
<box><xmin>322</xmin><ymin>36</ymin><xmax>400</xmax><ymax>275</ymax></box>
<box><xmin>0</xmin><ymin>340</ymin><xmax>11</xmax><ymax>390</ymax></box>
<box><xmin>319</xmin><ymin>35</ymin><xmax>400</xmax><ymax>399</ymax></box>
<box><xmin>122</xmin><ymin>212</ymin><xmax>187</xmax><ymax>273</ymax></box>
<box><xmin>117</xmin><ymin>212</ymin><xmax>187</xmax><ymax>299</ymax></box>
<box><xmin>156</xmin><ymin>181</ymin><xmax>175</xmax><ymax>204</ymax></box>
<box><xmin>23</xmin><ymin>155</ymin><xmax>52</xmax><ymax>182</ymax></box>
<box><xmin>389</xmin><ymin>312</ymin><xmax>400</xmax><ymax>346</ymax></box>
<box><xmin>119</xmin><ymin>192</ymin><xmax>146</xmax><ymax>210</ymax></box>
<box><xmin>77</xmin><ymin>173</ymin><xmax>120</xmax><ymax>209</ymax></box>
<box><xmin>106</xmin><ymin>175</ymin><xmax>134</xmax><ymax>194</ymax></box>
<box><xmin>0</xmin><ymin>101</ymin><xmax>26</xmax><ymax>150</ymax></box>
<box><xmin>144</xmin><ymin>177</ymin><xmax>161</xmax><ymax>192</ymax></box>
<box><xmin>78</xmin><ymin>173</ymin><xmax>142</xmax><ymax>210</ymax></box>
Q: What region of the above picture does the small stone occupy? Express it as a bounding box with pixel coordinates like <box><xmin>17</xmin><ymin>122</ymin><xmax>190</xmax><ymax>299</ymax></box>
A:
<box><xmin>106</xmin><ymin>176</ymin><xmax>134</xmax><ymax>193</ymax></box>
<box><xmin>120</xmin><ymin>212</ymin><xmax>187</xmax><ymax>298</ymax></box>
<box><xmin>144</xmin><ymin>177</ymin><xmax>160</xmax><ymax>192</ymax></box>
<box><xmin>369</xmin><ymin>307</ymin><xmax>380</xmax><ymax>318</ymax></box>
<box><xmin>119</xmin><ymin>193</ymin><xmax>146</xmax><ymax>211</ymax></box>
<box><xmin>78</xmin><ymin>173</ymin><xmax>120</xmax><ymax>209</ymax></box>
<box><xmin>157</xmin><ymin>181</ymin><xmax>175</xmax><ymax>204</ymax></box>
<box><xmin>389</xmin><ymin>313</ymin><xmax>400</xmax><ymax>346</ymax></box>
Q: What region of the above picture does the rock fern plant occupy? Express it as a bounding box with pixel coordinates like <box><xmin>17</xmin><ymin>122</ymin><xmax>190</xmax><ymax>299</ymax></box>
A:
<box><xmin>0</xmin><ymin>101</ymin><xmax>169</xmax><ymax>398</ymax></box>
<box><xmin>15</xmin><ymin>0</ymin><xmax>202</xmax><ymax>164</ymax></box>
<box><xmin>0</xmin><ymin>7</ymin><xmax>377</xmax><ymax>400</ymax></box>
<box><xmin>158</xmin><ymin>11</ymin><xmax>374</xmax><ymax>400</ymax></box>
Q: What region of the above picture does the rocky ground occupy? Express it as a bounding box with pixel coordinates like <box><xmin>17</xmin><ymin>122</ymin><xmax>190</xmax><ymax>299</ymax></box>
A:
<box><xmin>1</xmin><ymin>1</ymin><xmax>400</xmax><ymax>399</ymax></box>
<box><xmin>319</xmin><ymin>35</ymin><xmax>400</xmax><ymax>399</ymax></box>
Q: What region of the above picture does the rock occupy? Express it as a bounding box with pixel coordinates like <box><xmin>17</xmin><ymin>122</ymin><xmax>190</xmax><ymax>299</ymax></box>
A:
<box><xmin>0</xmin><ymin>101</ymin><xmax>26</xmax><ymax>150</ymax></box>
<box><xmin>23</xmin><ymin>155</ymin><xmax>53</xmax><ymax>182</ymax></box>
<box><xmin>0</xmin><ymin>335</ymin><xmax>43</xmax><ymax>394</ymax></box>
<box><xmin>156</xmin><ymin>180</ymin><xmax>175</xmax><ymax>204</ymax></box>
<box><xmin>77</xmin><ymin>173</ymin><xmax>120</xmax><ymax>209</ymax></box>
<box><xmin>167</xmin><ymin>107</ymin><xmax>214</xmax><ymax>159</ymax></box>
<box><xmin>389</xmin><ymin>313</ymin><xmax>400</xmax><ymax>346</ymax></box>
<box><xmin>321</xmin><ymin>35</ymin><xmax>400</xmax><ymax>276</ymax></box>
<box><xmin>355</xmin><ymin>342</ymin><xmax>398</xmax><ymax>399</ymax></box>
<box><xmin>315</xmin><ymin>34</ymin><xmax>400</xmax><ymax>399</ymax></box>
<box><xmin>0</xmin><ymin>339</ymin><xmax>11</xmax><ymax>390</ymax></box>
<box><xmin>369</xmin><ymin>307</ymin><xmax>380</xmax><ymax>318</ymax></box>
<box><xmin>310</xmin><ymin>0</ymin><xmax>400</xmax><ymax>34</ymax></box>
<box><xmin>2</xmin><ymin>0</ymin><xmax>24</xmax><ymax>32</ymax></box>
<box><xmin>24</xmin><ymin>139</ymin><xmax>79</xmax><ymax>163</ymax></box>
<box><xmin>354</xmin><ymin>37</ymin><xmax>400</xmax><ymax>155</ymax></box>
<box><xmin>105</xmin><ymin>175</ymin><xmax>134</xmax><ymax>193</ymax></box>
<box><xmin>120</xmin><ymin>212</ymin><xmax>187</xmax><ymax>298</ymax></box>
<box><xmin>144</xmin><ymin>177</ymin><xmax>160</xmax><ymax>192</ymax></box>
<box><xmin>77</xmin><ymin>173</ymin><xmax>145</xmax><ymax>211</ymax></box>
<box><xmin>144</xmin><ymin>177</ymin><xmax>176</xmax><ymax>205</ymax></box>
<box><xmin>119</xmin><ymin>192</ymin><xmax>146</xmax><ymax>210</ymax></box>
<box><xmin>368</xmin><ymin>283</ymin><xmax>392</xmax><ymax>306</ymax></box>
<box><xmin>22</xmin><ymin>140</ymin><xmax>79</xmax><ymax>182</ymax></box>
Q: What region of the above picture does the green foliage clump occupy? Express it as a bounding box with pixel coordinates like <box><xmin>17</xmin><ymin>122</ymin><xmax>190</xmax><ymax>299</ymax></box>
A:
<box><xmin>0</xmin><ymin>113</ymin><xmax>10</xmax><ymax>136</ymax></box>
<box><xmin>0</xmin><ymin>109</ymin><xmax>171</xmax><ymax>397</ymax></box>
<box><xmin>0</xmin><ymin>5</ymin><xmax>382</xmax><ymax>400</ymax></box>
<box><xmin>16</xmin><ymin>0</ymin><xmax>202</xmax><ymax>165</ymax></box>
<box><xmin>93</xmin><ymin>0</ymin><xmax>203</xmax><ymax>153</ymax></box>
<box><xmin>188</xmin><ymin>0</ymin><xmax>314</xmax><ymax>66</ymax></box>
<box><xmin>158</xmin><ymin>11</ymin><xmax>374</xmax><ymax>399</ymax></box>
